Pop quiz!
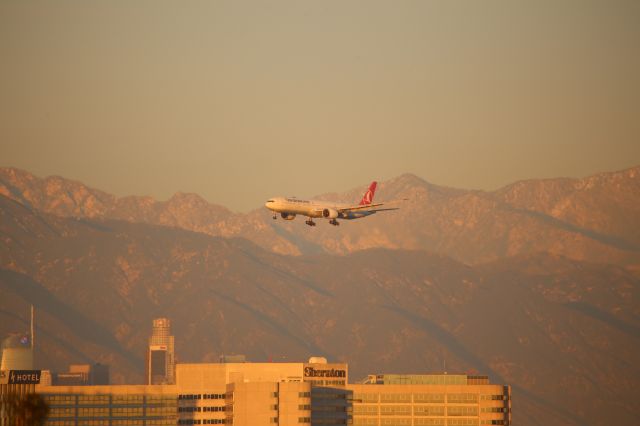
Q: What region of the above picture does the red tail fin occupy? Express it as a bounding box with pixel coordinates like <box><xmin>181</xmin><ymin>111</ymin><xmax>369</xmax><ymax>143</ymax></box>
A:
<box><xmin>359</xmin><ymin>181</ymin><xmax>377</xmax><ymax>205</ymax></box>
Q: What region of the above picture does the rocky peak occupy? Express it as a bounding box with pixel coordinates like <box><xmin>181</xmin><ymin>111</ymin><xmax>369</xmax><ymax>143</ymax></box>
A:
<box><xmin>0</xmin><ymin>168</ymin><xmax>114</xmax><ymax>217</ymax></box>
<box><xmin>386</xmin><ymin>172</ymin><xmax>428</xmax><ymax>187</ymax></box>
<box><xmin>166</xmin><ymin>192</ymin><xmax>210</xmax><ymax>209</ymax></box>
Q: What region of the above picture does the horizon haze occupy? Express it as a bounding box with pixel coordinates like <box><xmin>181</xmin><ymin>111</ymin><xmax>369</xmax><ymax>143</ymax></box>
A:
<box><xmin>1</xmin><ymin>0</ymin><xmax>639</xmax><ymax>211</ymax></box>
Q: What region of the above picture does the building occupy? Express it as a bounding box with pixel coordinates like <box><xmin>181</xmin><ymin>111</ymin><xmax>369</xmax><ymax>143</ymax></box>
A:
<box><xmin>1</xmin><ymin>369</ymin><xmax>43</xmax><ymax>426</ymax></box>
<box><xmin>175</xmin><ymin>359</ymin><xmax>348</xmax><ymax>425</ymax></box>
<box><xmin>349</xmin><ymin>374</ymin><xmax>511</xmax><ymax>426</ymax></box>
<box><xmin>52</xmin><ymin>364</ymin><xmax>110</xmax><ymax>386</ymax></box>
<box><xmin>22</xmin><ymin>359</ymin><xmax>347</xmax><ymax>425</ymax></box>
<box><xmin>0</xmin><ymin>333</ymin><xmax>33</xmax><ymax>371</ymax></box>
<box><xmin>14</xmin><ymin>358</ymin><xmax>510</xmax><ymax>426</ymax></box>
<box><xmin>1</xmin><ymin>305</ymin><xmax>36</xmax><ymax>372</ymax></box>
<box><xmin>146</xmin><ymin>318</ymin><xmax>176</xmax><ymax>385</ymax></box>
<box><xmin>92</xmin><ymin>363</ymin><xmax>110</xmax><ymax>385</ymax></box>
<box><xmin>37</xmin><ymin>384</ymin><xmax>177</xmax><ymax>426</ymax></box>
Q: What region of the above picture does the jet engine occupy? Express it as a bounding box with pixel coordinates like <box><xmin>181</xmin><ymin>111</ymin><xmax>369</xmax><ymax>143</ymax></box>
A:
<box><xmin>280</xmin><ymin>212</ymin><xmax>296</xmax><ymax>220</ymax></box>
<box><xmin>322</xmin><ymin>208</ymin><xmax>339</xmax><ymax>219</ymax></box>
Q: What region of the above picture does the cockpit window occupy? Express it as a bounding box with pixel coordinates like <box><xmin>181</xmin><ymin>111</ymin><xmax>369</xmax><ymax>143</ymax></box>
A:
<box><xmin>267</xmin><ymin>200</ymin><xmax>275</xmax><ymax>203</ymax></box>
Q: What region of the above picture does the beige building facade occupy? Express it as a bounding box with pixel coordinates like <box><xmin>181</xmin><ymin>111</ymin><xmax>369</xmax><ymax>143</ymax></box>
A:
<box><xmin>9</xmin><ymin>361</ymin><xmax>346</xmax><ymax>425</ymax></box>
<box><xmin>348</xmin><ymin>374</ymin><xmax>510</xmax><ymax>426</ymax></box>
<box><xmin>175</xmin><ymin>361</ymin><xmax>347</xmax><ymax>425</ymax></box>
<box><xmin>2</xmin><ymin>361</ymin><xmax>510</xmax><ymax>425</ymax></box>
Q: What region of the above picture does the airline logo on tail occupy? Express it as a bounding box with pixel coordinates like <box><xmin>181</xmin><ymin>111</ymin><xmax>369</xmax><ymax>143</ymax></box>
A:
<box><xmin>359</xmin><ymin>181</ymin><xmax>377</xmax><ymax>205</ymax></box>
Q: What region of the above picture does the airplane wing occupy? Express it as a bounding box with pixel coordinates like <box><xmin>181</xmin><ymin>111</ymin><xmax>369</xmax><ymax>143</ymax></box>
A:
<box><xmin>337</xmin><ymin>198</ymin><xmax>408</xmax><ymax>213</ymax></box>
<box><xmin>337</xmin><ymin>203</ymin><xmax>385</xmax><ymax>213</ymax></box>
<box><xmin>367</xmin><ymin>207</ymin><xmax>400</xmax><ymax>212</ymax></box>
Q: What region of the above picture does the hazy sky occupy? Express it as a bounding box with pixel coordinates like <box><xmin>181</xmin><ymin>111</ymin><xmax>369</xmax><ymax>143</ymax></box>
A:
<box><xmin>1</xmin><ymin>1</ymin><xmax>639</xmax><ymax>212</ymax></box>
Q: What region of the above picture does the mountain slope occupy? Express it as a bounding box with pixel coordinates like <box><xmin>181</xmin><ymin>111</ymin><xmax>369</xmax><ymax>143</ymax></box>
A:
<box><xmin>1</xmin><ymin>194</ymin><xmax>639</xmax><ymax>425</ymax></box>
<box><xmin>496</xmin><ymin>166</ymin><xmax>640</xmax><ymax>244</ymax></box>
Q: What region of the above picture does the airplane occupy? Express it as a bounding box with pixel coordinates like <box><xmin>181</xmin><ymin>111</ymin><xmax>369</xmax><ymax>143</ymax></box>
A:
<box><xmin>264</xmin><ymin>181</ymin><xmax>399</xmax><ymax>226</ymax></box>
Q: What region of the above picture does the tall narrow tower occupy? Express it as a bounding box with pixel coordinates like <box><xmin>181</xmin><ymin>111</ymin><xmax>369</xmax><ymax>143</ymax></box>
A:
<box><xmin>31</xmin><ymin>304</ymin><xmax>34</xmax><ymax>356</ymax></box>
<box><xmin>145</xmin><ymin>318</ymin><xmax>175</xmax><ymax>385</ymax></box>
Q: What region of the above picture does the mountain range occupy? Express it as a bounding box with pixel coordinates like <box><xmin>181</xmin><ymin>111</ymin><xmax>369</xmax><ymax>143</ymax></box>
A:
<box><xmin>2</xmin><ymin>166</ymin><xmax>639</xmax><ymax>266</ymax></box>
<box><xmin>1</xmin><ymin>166</ymin><xmax>639</xmax><ymax>425</ymax></box>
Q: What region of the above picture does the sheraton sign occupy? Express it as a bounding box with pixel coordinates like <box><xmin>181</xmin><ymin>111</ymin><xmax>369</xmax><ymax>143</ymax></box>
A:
<box><xmin>303</xmin><ymin>367</ymin><xmax>346</xmax><ymax>378</ymax></box>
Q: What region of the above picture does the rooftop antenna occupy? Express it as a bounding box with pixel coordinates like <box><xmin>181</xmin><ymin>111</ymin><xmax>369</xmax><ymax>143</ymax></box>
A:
<box><xmin>443</xmin><ymin>358</ymin><xmax>447</xmax><ymax>375</ymax></box>
<box><xmin>31</xmin><ymin>304</ymin><xmax>35</xmax><ymax>350</ymax></box>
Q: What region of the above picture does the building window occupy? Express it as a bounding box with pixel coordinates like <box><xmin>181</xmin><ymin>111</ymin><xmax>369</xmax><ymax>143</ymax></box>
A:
<box><xmin>179</xmin><ymin>394</ymin><xmax>204</xmax><ymax>400</ymax></box>
<box><xmin>204</xmin><ymin>393</ymin><xmax>226</xmax><ymax>399</ymax></box>
<box><xmin>111</xmin><ymin>407</ymin><xmax>144</xmax><ymax>417</ymax></box>
<box><xmin>353</xmin><ymin>420</ymin><xmax>378</xmax><ymax>426</ymax></box>
<box><xmin>413</xmin><ymin>393</ymin><xmax>445</xmax><ymax>403</ymax></box>
<box><xmin>112</xmin><ymin>394</ymin><xmax>144</xmax><ymax>404</ymax></box>
<box><xmin>414</xmin><ymin>420</ymin><xmax>445</xmax><ymax>426</ymax></box>
<box><xmin>77</xmin><ymin>395</ymin><xmax>110</xmax><ymax>405</ymax></box>
<box><xmin>147</xmin><ymin>405</ymin><xmax>177</xmax><ymax>416</ymax></box>
<box><xmin>353</xmin><ymin>405</ymin><xmax>378</xmax><ymax>416</ymax></box>
<box><xmin>380</xmin><ymin>393</ymin><xmax>411</xmax><ymax>403</ymax></box>
<box><xmin>353</xmin><ymin>393</ymin><xmax>378</xmax><ymax>403</ymax></box>
<box><xmin>379</xmin><ymin>405</ymin><xmax>411</xmax><ymax>416</ymax></box>
<box><xmin>413</xmin><ymin>405</ymin><xmax>445</xmax><ymax>416</ymax></box>
<box><xmin>203</xmin><ymin>406</ymin><xmax>226</xmax><ymax>412</ymax></box>
<box><xmin>481</xmin><ymin>395</ymin><xmax>504</xmax><ymax>401</ymax></box>
<box><xmin>448</xmin><ymin>420</ymin><xmax>479</xmax><ymax>426</ymax></box>
<box><xmin>482</xmin><ymin>407</ymin><xmax>505</xmax><ymax>413</ymax></box>
<box><xmin>48</xmin><ymin>407</ymin><xmax>76</xmax><ymax>418</ymax></box>
<box><xmin>447</xmin><ymin>406</ymin><xmax>479</xmax><ymax>416</ymax></box>
<box><xmin>77</xmin><ymin>407</ymin><xmax>110</xmax><ymax>417</ymax></box>
<box><xmin>447</xmin><ymin>393</ymin><xmax>478</xmax><ymax>404</ymax></box>
<box><xmin>381</xmin><ymin>419</ymin><xmax>411</xmax><ymax>426</ymax></box>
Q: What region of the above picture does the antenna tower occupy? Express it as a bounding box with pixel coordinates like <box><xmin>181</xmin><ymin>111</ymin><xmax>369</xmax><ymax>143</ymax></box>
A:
<box><xmin>31</xmin><ymin>304</ymin><xmax>35</xmax><ymax>350</ymax></box>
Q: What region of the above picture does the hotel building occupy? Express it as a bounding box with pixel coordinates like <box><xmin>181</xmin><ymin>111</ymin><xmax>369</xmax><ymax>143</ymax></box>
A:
<box><xmin>2</xmin><ymin>358</ymin><xmax>510</xmax><ymax>426</ymax></box>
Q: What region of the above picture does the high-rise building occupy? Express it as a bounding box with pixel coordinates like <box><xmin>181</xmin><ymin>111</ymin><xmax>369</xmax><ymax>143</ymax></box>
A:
<box><xmin>146</xmin><ymin>318</ymin><xmax>175</xmax><ymax>385</ymax></box>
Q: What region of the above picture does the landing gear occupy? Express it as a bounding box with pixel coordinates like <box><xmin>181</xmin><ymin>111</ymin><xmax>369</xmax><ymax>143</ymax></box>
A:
<box><xmin>329</xmin><ymin>219</ymin><xmax>339</xmax><ymax>226</ymax></box>
<box><xmin>305</xmin><ymin>219</ymin><xmax>316</xmax><ymax>227</ymax></box>
<box><xmin>273</xmin><ymin>214</ymin><xmax>277</xmax><ymax>220</ymax></box>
